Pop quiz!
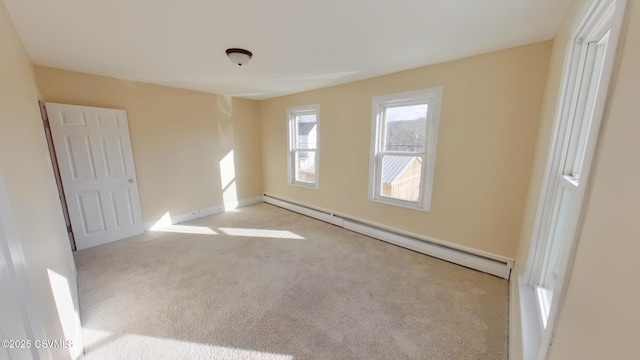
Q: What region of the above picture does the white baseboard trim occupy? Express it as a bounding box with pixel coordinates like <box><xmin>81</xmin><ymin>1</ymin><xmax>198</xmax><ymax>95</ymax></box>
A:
<box><xmin>262</xmin><ymin>193</ymin><xmax>514</xmax><ymax>279</ymax></box>
<box><xmin>144</xmin><ymin>196</ymin><xmax>262</xmax><ymax>231</ymax></box>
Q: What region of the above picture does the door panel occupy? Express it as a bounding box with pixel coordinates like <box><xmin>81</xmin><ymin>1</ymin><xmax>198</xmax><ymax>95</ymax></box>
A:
<box><xmin>77</xmin><ymin>191</ymin><xmax>106</xmax><ymax>234</ymax></box>
<box><xmin>97</xmin><ymin>113</ymin><xmax>119</xmax><ymax>128</ymax></box>
<box><xmin>65</xmin><ymin>135</ymin><xmax>96</xmax><ymax>180</ymax></box>
<box><xmin>46</xmin><ymin>103</ymin><xmax>144</xmax><ymax>250</ymax></box>
<box><xmin>101</xmin><ymin>136</ymin><xmax>127</xmax><ymax>177</ymax></box>
<box><xmin>110</xmin><ymin>187</ymin><xmax>135</xmax><ymax>227</ymax></box>
<box><xmin>60</xmin><ymin>110</ymin><xmax>86</xmax><ymax>127</ymax></box>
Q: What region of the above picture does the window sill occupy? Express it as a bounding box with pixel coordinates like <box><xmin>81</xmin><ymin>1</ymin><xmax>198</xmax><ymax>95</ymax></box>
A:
<box><xmin>519</xmin><ymin>278</ymin><xmax>543</xmax><ymax>360</ymax></box>
<box><xmin>289</xmin><ymin>181</ymin><xmax>318</xmax><ymax>190</ymax></box>
<box><xmin>369</xmin><ymin>196</ymin><xmax>430</xmax><ymax>212</ymax></box>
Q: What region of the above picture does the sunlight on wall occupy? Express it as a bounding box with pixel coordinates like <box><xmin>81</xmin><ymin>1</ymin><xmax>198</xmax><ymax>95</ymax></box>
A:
<box><xmin>83</xmin><ymin>328</ymin><xmax>293</xmax><ymax>360</ymax></box>
<box><xmin>216</xmin><ymin>94</ymin><xmax>233</xmax><ymax>118</ymax></box>
<box><xmin>148</xmin><ymin>213</ymin><xmax>217</xmax><ymax>235</ymax></box>
<box><xmin>149</xmin><ymin>212</ymin><xmax>172</xmax><ymax>230</ymax></box>
<box><xmin>47</xmin><ymin>268</ymin><xmax>81</xmax><ymax>359</ymax></box>
<box><xmin>220</xmin><ymin>150</ymin><xmax>238</xmax><ymax>209</ymax></box>
<box><xmin>219</xmin><ymin>227</ymin><xmax>304</xmax><ymax>240</ymax></box>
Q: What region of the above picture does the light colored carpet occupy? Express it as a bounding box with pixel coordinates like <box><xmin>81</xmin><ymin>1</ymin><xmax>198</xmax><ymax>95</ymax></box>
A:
<box><xmin>75</xmin><ymin>203</ymin><xmax>508</xmax><ymax>360</ymax></box>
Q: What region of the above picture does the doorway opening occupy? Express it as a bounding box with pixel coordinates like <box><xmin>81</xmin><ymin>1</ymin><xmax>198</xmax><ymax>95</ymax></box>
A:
<box><xmin>39</xmin><ymin>102</ymin><xmax>145</xmax><ymax>251</ymax></box>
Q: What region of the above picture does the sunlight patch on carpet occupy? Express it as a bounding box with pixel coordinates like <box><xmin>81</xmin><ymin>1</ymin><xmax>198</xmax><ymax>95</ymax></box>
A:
<box><xmin>153</xmin><ymin>224</ymin><xmax>218</xmax><ymax>235</ymax></box>
<box><xmin>219</xmin><ymin>227</ymin><xmax>304</xmax><ymax>239</ymax></box>
<box><xmin>83</xmin><ymin>331</ymin><xmax>293</xmax><ymax>360</ymax></box>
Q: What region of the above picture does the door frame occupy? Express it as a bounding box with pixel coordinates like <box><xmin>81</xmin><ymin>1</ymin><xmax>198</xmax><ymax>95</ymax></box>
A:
<box><xmin>43</xmin><ymin>102</ymin><xmax>145</xmax><ymax>250</ymax></box>
<box><xmin>0</xmin><ymin>172</ymin><xmax>43</xmax><ymax>359</ymax></box>
<box><xmin>39</xmin><ymin>101</ymin><xmax>76</xmax><ymax>251</ymax></box>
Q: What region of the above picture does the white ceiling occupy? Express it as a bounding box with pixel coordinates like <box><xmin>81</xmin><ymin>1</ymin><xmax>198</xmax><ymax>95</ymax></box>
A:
<box><xmin>4</xmin><ymin>0</ymin><xmax>570</xmax><ymax>100</ymax></box>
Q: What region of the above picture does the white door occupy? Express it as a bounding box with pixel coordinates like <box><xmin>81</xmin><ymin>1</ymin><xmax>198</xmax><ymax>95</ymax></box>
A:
<box><xmin>46</xmin><ymin>103</ymin><xmax>144</xmax><ymax>250</ymax></box>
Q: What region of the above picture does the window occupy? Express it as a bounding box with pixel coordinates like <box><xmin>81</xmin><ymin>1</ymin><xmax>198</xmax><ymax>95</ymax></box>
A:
<box><xmin>369</xmin><ymin>88</ymin><xmax>442</xmax><ymax>211</ymax></box>
<box><xmin>534</xmin><ymin>33</ymin><xmax>611</xmax><ymax>323</ymax></box>
<box><xmin>529</xmin><ymin>1</ymin><xmax>614</xmax><ymax>328</ymax></box>
<box><xmin>287</xmin><ymin>104</ymin><xmax>319</xmax><ymax>188</ymax></box>
<box><xmin>521</xmin><ymin>0</ymin><xmax>624</xmax><ymax>358</ymax></box>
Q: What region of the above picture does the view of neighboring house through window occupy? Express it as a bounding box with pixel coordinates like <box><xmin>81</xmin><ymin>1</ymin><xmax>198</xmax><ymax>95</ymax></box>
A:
<box><xmin>369</xmin><ymin>88</ymin><xmax>442</xmax><ymax>211</ymax></box>
<box><xmin>287</xmin><ymin>104</ymin><xmax>319</xmax><ymax>188</ymax></box>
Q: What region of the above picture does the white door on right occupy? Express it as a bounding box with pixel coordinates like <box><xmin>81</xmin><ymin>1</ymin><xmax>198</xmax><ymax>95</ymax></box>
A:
<box><xmin>46</xmin><ymin>103</ymin><xmax>144</xmax><ymax>250</ymax></box>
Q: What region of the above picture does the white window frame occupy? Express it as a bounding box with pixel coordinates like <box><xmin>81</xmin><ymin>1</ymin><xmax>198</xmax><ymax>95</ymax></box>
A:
<box><xmin>286</xmin><ymin>104</ymin><xmax>320</xmax><ymax>189</ymax></box>
<box><xmin>520</xmin><ymin>1</ymin><xmax>627</xmax><ymax>359</ymax></box>
<box><xmin>368</xmin><ymin>87</ymin><xmax>442</xmax><ymax>211</ymax></box>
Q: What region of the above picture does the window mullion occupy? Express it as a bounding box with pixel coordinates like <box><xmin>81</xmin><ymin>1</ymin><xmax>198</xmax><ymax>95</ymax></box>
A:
<box><xmin>378</xmin><ymin>105</ymin><xmax>387</xmax><ymax>154</ymax></box>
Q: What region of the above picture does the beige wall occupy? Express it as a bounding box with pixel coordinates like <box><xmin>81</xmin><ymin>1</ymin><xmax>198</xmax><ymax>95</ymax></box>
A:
<box><xmin>548</xmin><ymin>0</ymin><xmax>640</xmax><ymax>358</ymax></box>
<box><xmin>259</xmin><ymin>42</ymin><xmax>552</xmax><ymax>258</ymax></box>
<box><xmin>511</xmin><ymin>0</ymin><xmax>640</xmax><ymax>359</ymax></box>
<box><xmin>34</xmin><ymin>67</ymin><xmax>263</xmax><ymax>223</ymax></box>
<box><xmin>0</xmin><ymin>1</ymin><xmax>80</xmax><ymax>359</ymax></box>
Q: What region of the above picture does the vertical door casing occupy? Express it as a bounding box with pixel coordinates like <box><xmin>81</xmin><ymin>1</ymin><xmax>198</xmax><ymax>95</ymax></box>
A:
<box><xmin>45</xmin><ymin>103</ymin><xmax>144</xmax><ymax>250</ymax></box>
<box><xmin>0</xmin><ymin>172</ymin><xmax>45</xmax><ymax>360</ymax></box>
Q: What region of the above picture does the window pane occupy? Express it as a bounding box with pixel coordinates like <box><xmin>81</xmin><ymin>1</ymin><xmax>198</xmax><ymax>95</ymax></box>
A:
<box><xmin>380</xmin><ymin>155</ymin><xmax>422</xmax><ymax>202</ymax></box>
<box><xmin>384</xmin><ymin>104</ymin><xmax>428</xmax><ymax>152</ymax></box>
<box><xmin>295</xmin><ymin>150</ymin><xmax>315</xmax><ymax>183</ymax></box>
<box><xmin>563</xmin><ymin>39</ymin><xmax>608</xmax><ymax>182</ymax></box>
<box><xmin>537</xmin><ymin>183</ymin><xmax>574</xmax><ymax>324</ymax></box>
<box><xmin>296</xmin><ymin>114</ymin><xmax>317</xmax><ymax>149</ymax></box>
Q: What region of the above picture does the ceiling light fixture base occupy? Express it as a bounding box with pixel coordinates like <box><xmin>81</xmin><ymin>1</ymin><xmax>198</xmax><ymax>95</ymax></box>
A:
<box><xmin>225</xmin><ymin>48</ymin><xmax>253</xmax><ymax>66</ymax></box>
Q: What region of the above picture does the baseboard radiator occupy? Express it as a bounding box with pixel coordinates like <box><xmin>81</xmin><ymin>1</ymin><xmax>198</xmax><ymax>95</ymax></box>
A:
<box><xmin>262</xmin><ymin>194</ymin><xmax>513</xmax><ymax>280</ymax></box>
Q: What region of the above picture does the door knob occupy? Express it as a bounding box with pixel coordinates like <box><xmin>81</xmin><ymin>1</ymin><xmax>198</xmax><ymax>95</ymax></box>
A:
<box><xmin>128</xmin><ymin>179</ymin><xmax>135</xmax><ymax>184</ymax></box>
